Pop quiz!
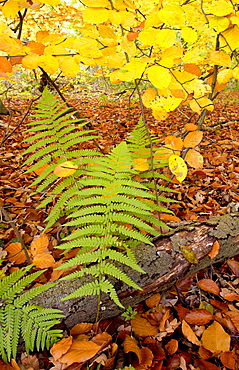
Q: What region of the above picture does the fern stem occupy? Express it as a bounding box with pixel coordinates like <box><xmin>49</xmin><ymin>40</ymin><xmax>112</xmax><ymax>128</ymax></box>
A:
<box><xmin>0</xmin><ymin>205</ymin><xmax>31</xmax><ymax>264</ymax></box>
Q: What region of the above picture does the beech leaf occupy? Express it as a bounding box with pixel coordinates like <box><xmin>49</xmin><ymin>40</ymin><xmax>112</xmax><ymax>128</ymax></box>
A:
<box><xmin>182</xmin><ymin>320</ymin><xmax>201</xmax><ymax>346</ymax></box>
<box><xmin>197</xmin><ymin>279</ymin><xmax>220</xmax><ymax>295</ymax></box>
<box><xmin>201</xmin><ymin>321</ymin><xmax>230</xmax><ymax>354</ymax></box>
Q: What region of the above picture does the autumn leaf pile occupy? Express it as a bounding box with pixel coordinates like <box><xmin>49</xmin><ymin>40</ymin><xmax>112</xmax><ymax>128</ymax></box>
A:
<box><xmin>0</xmin><ymin>90</ymin><xmax>239</xmax><ymax>369</ymax></box>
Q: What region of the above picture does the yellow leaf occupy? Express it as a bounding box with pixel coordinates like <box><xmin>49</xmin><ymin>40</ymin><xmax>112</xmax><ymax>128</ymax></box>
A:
<box><xmin>183</xmin><ymin>131</ymin><xmax>203</xmax><ymax>148</ymax></box>
<box><xmin>54</xmin><ymin>161</ymin><xmax>78</xmax><ymax>177</ymax></box>
<box><xmin>39</xmin><ymin>0</ymin><xmax>60</xmax><ymax>4</ymax></box>
<box><xmin>83</xmin><ymin>7</ymin><xmax>109</xmax><ymax>24</ymax></box>
<box><xmin>22</xmin><ymin>54</ymin><xmax>39</xmax><ymax>69</ymax></box>
<box><xmin>119</xmin><ymin>11</ymin><xmax>136</xmax><ymax>27</ymax></box>
<box><xmin>169</xmin><ymin>155</ymin><xmax>187</xmax><ymax>182</ymax></box>
<box><xmin>147</xmin><ymin>65</ymin><xmax>171</xmax><ymax>89</ymax></box>
<box><xmin>233</xmin><ymin>66</ymin><xmax>239</xmax><ymax>80</ymax></box>
<box><xmin>98</xmin><ymin>25</ymin><xmax>116</xmax><ymax>39</ymax></box>
<box><xmin>217</xmin><ymin>68</ymin><xmax>233</xmax><ymax>84</ymax></box>
<box><xmin>59</xmin><ymin>57</ymin><xmax>80</xmax><ymax>78</ymax></box>
<box><xmin>180</xmin><ymin>245</ymin><xmax>198</xmax><ymax>263</ymax></box>
<box><xmin>201</xmin><ymin>321</ymin><xmax>230</xmax><ymax>354</ymax></box>
<box><xmin>158</xmin><ymin>4</ymin><xmax>185</xmax><ymax>27</ymax></box>
<box><xmin>138</xmin><ymin>28</ymin><xmax>163</xmax><ymax>47</ymax></box>
<box><xmin>155</xmin><ymin>29</ymin><xmax>176</xmax><ymax>48</ymax></box>
<box><xmin>182</xmin><ymin>320</ymin><xmax>201</xmax><ymax>346</ymax></box>
<box><xmin>83</xmin><ymin>0</ymin><xmax>110</xmax><ymax>6</ymax></box>
<box><xmin>133</xmin><ymin>158</ymin><xmax>149</xmax><ymax>172</ymax></box>
<box><xmin>33</xmin><ymin>252</ymin><xmax>55</xmax><ymax>269</ymax></box>
<box><xmin>209</xmin><ymin>50</ymin><xmax>231</xmax><ymax>67</ymax></box>
<box><xmin>142</xmin><ymin>88</ymin><xmax>157</xmax><ymax>108</ymax></box>
<box><xmin>181</xmin><ymin>27</ymin><xmax>198</xmax><ymax>43</ymax></box>
<box><xmin>221</xmin><ymin>25</ymin><xmax>239</xmax><ymax>51</ymax></box>
<box><xmin>38</xmin><ymin>55</ymin><xmax>59</xmax><ymax>74</ymax></box>
<box><xmin>208</xmin><ymin>0</ymin><xmax>233</xmax><ymax>17</ymax></box>
<box><xmin>189</xmin><ymin>97</ymin><xmax>214</xmax><ymax>114</ymax></box>
<box><xmin>209</xmin><ymin>16</ymin><xmax>230</xmax><ymax>33</ymax></box>
<box><xmin>2</xmin><ymin>0</ymin><xmax>19</xmax><ymax>18</ymax></box>
<box><xmin>185</xmin><ymin>149</ymin><xmax>204</xmax><ymax>169</ymax></box>
<box><xmin>152</xmin><ymin>110</ymin><xmax>169</xmax><ymax>121</ymax></box>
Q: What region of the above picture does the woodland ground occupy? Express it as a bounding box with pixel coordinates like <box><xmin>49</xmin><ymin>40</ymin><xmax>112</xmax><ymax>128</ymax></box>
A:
<box><xmin>0</xmin><ymin>89</ymin><xmax>239</xmax><ymax>369</ymax></box>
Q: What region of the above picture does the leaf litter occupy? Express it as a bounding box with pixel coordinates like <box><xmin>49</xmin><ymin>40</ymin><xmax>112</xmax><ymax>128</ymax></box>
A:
<box><xmin>0</xmin><ymin>90</ymin><xmax>239</xmax><ymax>369</ymax></box>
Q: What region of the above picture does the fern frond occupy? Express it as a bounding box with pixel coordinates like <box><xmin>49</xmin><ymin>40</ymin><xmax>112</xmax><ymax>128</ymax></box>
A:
<box><xmin>61</xmin><ymin>279</ymin><xmax>101</xmax><ymax>300</ymax></box>
<box><xmin>0</xmin><ymin>265</ymin><xmax>63</xmax><ymax>361</ymax></box>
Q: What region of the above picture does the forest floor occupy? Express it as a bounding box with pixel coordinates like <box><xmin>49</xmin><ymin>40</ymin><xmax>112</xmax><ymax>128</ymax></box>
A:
<box><xmin>0</xmin><ymin>89</ymin><xmax>239</xmax><ymax>369</ymax></box>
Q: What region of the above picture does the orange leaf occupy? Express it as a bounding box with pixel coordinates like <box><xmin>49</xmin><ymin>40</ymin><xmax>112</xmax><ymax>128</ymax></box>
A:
<box><xmin>197</xmin><ymin>279</ymin><xmax>220</xmax><ymax>295</ymax></box>
<box><xmin>220</xmin><ymin>351</ymin><xmax>237</xmax><ymax>369</ymax></box>
<box><xmin>194</xmin><ymin>358</ymin><xmax>220</xmax><ymax>370</ymax></box>
<box><xmin>131</xmin><ymin>314</ymin><xmax>159</xmax><ymax>337</ymax></box>
<box><xmin>50</xmin><ymin>336</ymin><xmax>73</xmax><ymax>361</ymax></box>
<box><xmin>127</xmin><ymin>32</ymin><xmax>138</xmax><ymax>41</ymax></box>
<box><xmin>223</xmin><ymin>292</ymin><xmax>239</xmax><ymax>301</ymax></box>
<box><xmin>33</xmin><ymin>252</ymin><xmax>55</xmax><ymax>269</ymax></box>
<box><xmin>209</xmin><ymin>299</ymin><xmax>228</xmax><ymax>311</ymax></box>
<box><xmin>165</xmin><ymin>339</ymin><xmax>178</xmax><ymax>355</ymax></box>
<box><xmin>184</xmin><ymin>63</ymin><xmax>202</xmax><ymax>77</ymax></box>
<box><xmin>145</xmin><ymin>293</ymin><xmax>161</xmax><ymax>308</ymax></box>
<box><xmin>165</xmin><ymin>135</ymin><xmax>183</xmax><ymax>151</ymax></box>
<box><xmin>0</xmin><ymin>56</ymin><xmax>12</xmax><ymax>73</ymax></box>
<box><xmin>201</xmin><ymin>321</ymin><xmax>230</xmax><ymax>354</ymax></box>
<box><xmin>5</xmin><ymin>242</ymin><xmax>26</xmax><ymax>264</ymax></box>
<box><xmin>185</xmin><ymin>309</ymin><xmax>213</xmax><ymax>325</ymax></box>
<box><xmin>59</xmin><ymin>339</ymin><xmax>101</xmax><ymax>365</ymax></box>
<box><xmin>185</xmin><ymin>149</ymin><xmax>203</xmax><ymax>169</ymax></box>
<box><xmin>227</xmin><ymin>259</ymin><xmax>239</xmax><ymax>277</ymax></box>
<box><xmin>123</xmin><ymin>335</ymin><xmax>142</xmax><ymax>362</ymax></box>
<box><xmin>160</xmin><ymin>214</ymin><xmax>181</xmax><ymax>222</ymax></box>
<box><xmin>70</xmin><ymin>323</ymin><xmax>93</xmax><ymax>336</ymax></box>
<box><xmin>30</xmin><ymin>234</ymin><xmax>49</xmax><ymax>257</ymax></box>
<box><xmin>91</xmin><ymin>332</ymin><xmax>112</xmax><ymax>348</ymax></box>
<box><xmin>182</xmin><ymin>320</ymin><xmax>201</xmax><ymax>346</ymax></box>
<box><xmin>140</xmin><ymin>347</ymin><xmax>153</xmax><ymax>367</ymax></box>
<box><xmin>183</xmin><ymin>131</ymin><xmax>203</xmax><ymax>148</ymax></box>
<box><xmin>208</xmin><ymin>241</ymin><xmax>220</xmax><ymax>259</ymax></box>
<box><xmin>184</xmin><ymin>123</ymin><xmax>198</xmax><ymax>131</ymax></box>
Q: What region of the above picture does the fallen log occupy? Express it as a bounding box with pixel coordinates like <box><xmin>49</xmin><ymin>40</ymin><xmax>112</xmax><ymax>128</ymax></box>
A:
<box><xmin>31</xmin><ymin>213</ymin><xmax>239</xmax><ymax>327</ymax></box>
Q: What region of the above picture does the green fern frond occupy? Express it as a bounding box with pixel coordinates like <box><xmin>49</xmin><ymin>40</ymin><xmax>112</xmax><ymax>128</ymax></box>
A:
<box><xmin>0</xmin><ymin>265</ymin><xmax>63</xmax><ymax>361</ymax></box>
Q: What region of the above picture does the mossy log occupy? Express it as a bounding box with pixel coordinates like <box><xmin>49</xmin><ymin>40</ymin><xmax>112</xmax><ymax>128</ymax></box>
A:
<box><xmin>31</xmin><ymin>213</ymin><xmax>239</xmax><ymax>327</ymax></box>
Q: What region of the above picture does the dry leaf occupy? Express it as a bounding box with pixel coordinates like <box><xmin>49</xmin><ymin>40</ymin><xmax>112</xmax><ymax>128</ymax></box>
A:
<box><xmin>197</xmin><ymin>279</ymin><xmax>220</xmax><ymax>295</ymax></box>
<box><xmin>145</xmin><ymin>293</ymin><xmax>161</xmax><ymax>308</ymax></box>
<box><xmin>59</xmin><ymin>339</ymin><xmax>101</xmax><ymax>365</ymax></box>
<box><xmin>185</xmin><ymin>309</ymin><xmax>213</xmax><ymax>325</ymax></box>
<box><xmin>208</xmin><ymin>241</ymin><xmax>220</xmax><ymax>259</ymax></box>
<box><xmin>183</xmin><ymin>131</ymin><xmax>203</xmax><ymax>148</ymax></box>
<box><xmin>182</xmin><ymin>320</ymin><xmax>201</xmax><ymax>346</ymax></box>
<box><xmin>201</xmin><ymin>321</ymin><xmax>230</xmax><ymax>354</ymax></box>
<box><xmin>5</xmin><ymin>242</ymin><xmax>26</xmax><ymax>264</ymax></box>
<box><xmin>165</xmin><ymin>339</ymin><xmax>178</xmax><ymax>355</ymax></box>
<box><xmin>33</xmin><ymin>252</ymin><xmax>55</xmax><ymax>269</ymax></box>
<box><xmin>131</xmin><ymin>314</ymin><xmax>159</xmax><ymax>337</ymax></box>
<box><xmin>123</xmin><ymin>335</ymin><xmax>142</xmax><ymax>362</ymax></box>
<box><xmin>30</xmin><ymin>234</ymin><xmax>49</xmax><ymax>257</ymax></box>
<box><xmin>227</xmin><ymin>259</ymin><xmax>239</xmax><ymax>277</ymax></box>
<box><xmin>70</xmin><ymin>323</ymin><xmax>93</xmax><ymax>336</ymax></box>
<box><xmin>50</xmin><ymin>336</ymin><xmax>73</xmax><ymax>361</ymax></box>
<box><xmin>220</xmin><ymin>351</ymin><xmax>237</xmax><ymax>370</ymax></box>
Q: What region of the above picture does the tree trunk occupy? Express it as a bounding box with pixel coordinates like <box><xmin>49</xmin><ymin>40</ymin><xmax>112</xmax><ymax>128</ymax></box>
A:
<box><xmin>31</xmin><ymin>213</ymin><xmax>239</xmax><ymax>327</ymax></box>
